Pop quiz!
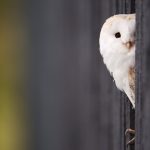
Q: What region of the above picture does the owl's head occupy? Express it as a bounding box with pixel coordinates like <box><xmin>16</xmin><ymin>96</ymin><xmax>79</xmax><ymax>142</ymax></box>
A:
<box><xmin>99</xmin><ymin>14</ymin><xmax>135</xmax><ymax>73</ymax></box>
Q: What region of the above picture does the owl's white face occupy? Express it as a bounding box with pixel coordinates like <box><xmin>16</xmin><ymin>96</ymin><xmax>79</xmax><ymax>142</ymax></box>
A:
<box><xmin>99</xmin><ymin>14</ymin><xmax>135</xmax><ymax>74</ymax></box>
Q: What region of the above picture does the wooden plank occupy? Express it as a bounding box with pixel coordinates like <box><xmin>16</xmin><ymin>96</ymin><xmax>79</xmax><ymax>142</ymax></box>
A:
<box><xmin>27</xmin><ymin>0</ymin><xmax>136</xmax><ymax>150</ymax></box>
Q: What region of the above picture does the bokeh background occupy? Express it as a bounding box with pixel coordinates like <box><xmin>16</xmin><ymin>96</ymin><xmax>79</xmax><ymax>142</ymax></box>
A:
<box><xmin>0</xmin><ymin>0</ymin><xmax>29</xmax><ymax>150</ymax></box>
<box><xmin>0</xmin><ymin>0</ymin><xmax>137</xmax><ymax>150</ymax></box>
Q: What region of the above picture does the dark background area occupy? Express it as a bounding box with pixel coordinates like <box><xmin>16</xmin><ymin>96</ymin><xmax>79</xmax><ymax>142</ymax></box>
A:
<box><xmin>28</xmin><ymin>0</ymin><xmax>122</xmax><ymax>150</ymax></box>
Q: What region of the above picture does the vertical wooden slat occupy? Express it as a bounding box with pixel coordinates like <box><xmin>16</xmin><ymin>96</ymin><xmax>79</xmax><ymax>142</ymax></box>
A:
<box><xmin>27</xmin><ymin>0</ymin><xmax>137</xmax><ymax>150</ymax></box>
<box><xmin>27</xmin><ymin>0</ymin><xmax>122</xmax><ymax>150</ymax></box>
<box><xmin>135</xmin><ymin>0</ymin><xmax>143</xmax><ymax>150</ymax></box>
<box><xmin>125</xmin><ymin>1</ymin><xmax>135</xmax><ymax>150</ymax></box>
<box><xmin>115</xmin><ymin>1</ymin><xmax>135</xmax><ymax>150</ymax></box>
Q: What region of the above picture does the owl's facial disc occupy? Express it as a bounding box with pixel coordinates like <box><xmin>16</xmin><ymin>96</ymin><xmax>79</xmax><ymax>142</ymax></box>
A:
<box><xmin>99</xmin><ymin>14</ymin><xmax>135</xmax><ymax>56</ymax></box>
<box><xmin>113</xmin><ymin>31</ymin><xmax>134</xmax><ymax>52</ymax></box>
<box><xmin>114</xmin><ymin>31</ymin><xmax>134</xmax><ymax>49</ymax></box>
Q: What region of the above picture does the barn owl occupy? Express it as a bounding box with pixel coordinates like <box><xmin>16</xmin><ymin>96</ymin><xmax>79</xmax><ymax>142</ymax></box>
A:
<box><xmin>99</xmin><ymin>14</ymin><xmax>135</xmax><ymax>108</ymax></box>
<box><xmin>99</xmin><ymin>14</ymin><xmax>136</xmax><ymax>145</ymax></box>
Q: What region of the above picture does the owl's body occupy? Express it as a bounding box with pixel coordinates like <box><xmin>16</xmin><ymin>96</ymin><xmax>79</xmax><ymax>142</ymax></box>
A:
<box><xmin>99</xmin><ymin>14</ymin><xmax>135</xmax><ymax>108</ymax></box>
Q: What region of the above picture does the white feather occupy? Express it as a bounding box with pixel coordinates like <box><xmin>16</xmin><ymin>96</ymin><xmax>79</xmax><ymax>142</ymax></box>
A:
<box><xmin>99</xmin><ymin>14</ymin><xmax>136</xmax><ymax>108</ymax></box>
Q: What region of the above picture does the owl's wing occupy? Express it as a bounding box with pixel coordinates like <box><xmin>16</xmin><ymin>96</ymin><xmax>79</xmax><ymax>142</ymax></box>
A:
<box><xmin>128</xmin><ymin>67</ymin><xmax>135</xmax><ymax>108</ymax></box>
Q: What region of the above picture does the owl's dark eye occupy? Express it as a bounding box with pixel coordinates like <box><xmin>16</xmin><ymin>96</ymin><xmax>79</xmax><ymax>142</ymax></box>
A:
<box><xmin>115</xmin><ymin>32</ymin><xmax>121</xmax><ymax>38</ymax></box>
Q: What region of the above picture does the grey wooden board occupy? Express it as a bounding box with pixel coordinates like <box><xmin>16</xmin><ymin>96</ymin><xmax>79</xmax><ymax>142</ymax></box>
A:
<box><xmin>26</xmin><ymin>0</ymin><xmax>135</xmax><ymax>150</ymax></box>
<box><xmin>135</xmin><ymin>0</ymin><xmax>150</xmax><ymax>150</ymax></box>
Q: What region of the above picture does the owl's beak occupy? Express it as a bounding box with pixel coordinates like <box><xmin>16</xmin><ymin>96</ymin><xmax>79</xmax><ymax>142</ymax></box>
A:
<box><xmin>125</xmin><ymin>41</ymin><xmax>134</xmax><ymax>49</ymax></box>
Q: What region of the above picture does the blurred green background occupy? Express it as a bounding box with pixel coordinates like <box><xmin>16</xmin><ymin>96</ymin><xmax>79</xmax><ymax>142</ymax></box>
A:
<box><xmin>0</xmin><ymin>1</ymin><xmax>29</xmax><ymax>150</ymax></box>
